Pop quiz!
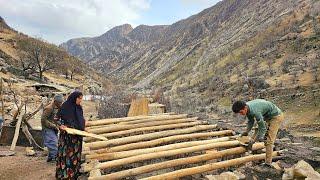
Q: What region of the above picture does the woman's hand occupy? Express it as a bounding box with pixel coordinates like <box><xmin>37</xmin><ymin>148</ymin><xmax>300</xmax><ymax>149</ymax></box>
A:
<box><xmin>59</xmin><ymin>125</ymin><xmax>67</xmax><ymax>131</ymax></box>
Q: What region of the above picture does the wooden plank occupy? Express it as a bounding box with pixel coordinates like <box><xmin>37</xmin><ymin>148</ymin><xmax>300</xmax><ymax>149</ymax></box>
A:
<box><xmin>94</xmin><ymin>143</ymin><xmax>265</xmax><ymax>179</ymax></box>
<box><xmin>82</xmin><ymin>140</ymin><xmax>240</xmax><ymax>172</ymax></box>
<box><xmin>127</xmin><ymin>97</ymin><xmax>149</xmax><ymax>117</ymax></box>
<box><xmin>84</xmin><ymin>130</ymin><xmax>233</xmax><ymax>154</ymax></box>
<box><xmin>64</xmin><ymin>127</ymin><xmax>108</xmax><ymax>141</ymax></box>
<box><xmin>85</xmin><ymin>125</ymin><xmax>217</xmax><ymax>150</ymax></box>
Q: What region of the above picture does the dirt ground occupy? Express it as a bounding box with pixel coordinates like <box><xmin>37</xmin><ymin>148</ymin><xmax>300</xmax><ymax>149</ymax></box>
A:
<box><xmin>0</xmin><ymin>146</ymin><xmax>56</xmax><ymax>180</ymax></box>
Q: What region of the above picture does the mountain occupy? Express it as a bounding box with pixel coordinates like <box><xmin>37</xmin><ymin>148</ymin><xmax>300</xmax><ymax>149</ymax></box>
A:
<box><xmin>62</xmin><ymin>0</ymin><xmax>320</xmax><ymax>119</ymax></box>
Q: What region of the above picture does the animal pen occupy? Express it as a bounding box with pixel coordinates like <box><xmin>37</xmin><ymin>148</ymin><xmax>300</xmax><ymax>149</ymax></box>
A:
<box><xmin>81</xmin><ymin>113</ymin><xmax>281</xmax><ymax>180</ymax></box>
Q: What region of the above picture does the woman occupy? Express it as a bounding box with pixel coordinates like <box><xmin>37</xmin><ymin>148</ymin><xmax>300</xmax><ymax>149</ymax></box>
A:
<box><xmin>55</xmin><ymin>91</ymin><xmax>85</xmax><ymax>179</ymax></box>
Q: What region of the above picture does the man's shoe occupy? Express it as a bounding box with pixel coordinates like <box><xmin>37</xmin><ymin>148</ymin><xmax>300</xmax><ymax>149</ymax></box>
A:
<box><xmin>261</xmin><ymin>163</ymin><xmax>273</xmax><ymax>168</ymax></box>
<box><xmin>47</xmin><ymin>157</ymin><xmax>56</xmax><ymax>163</ymax></box>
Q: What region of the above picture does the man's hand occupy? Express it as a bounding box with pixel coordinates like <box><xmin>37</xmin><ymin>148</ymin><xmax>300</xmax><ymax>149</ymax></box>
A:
<box><xmin>247</xmin><ymin>139</ymin><xmax>255</xmax><ymax>151</ymax></box>
<box><xmin>240</xmin><ymin>131</ymin><xmax>248</xmax><ymax>137</ymax></box>
<box><xmin>59</xmin><ymin>125</ymin><xmax>67</xmax><ymax>131</ymax></box>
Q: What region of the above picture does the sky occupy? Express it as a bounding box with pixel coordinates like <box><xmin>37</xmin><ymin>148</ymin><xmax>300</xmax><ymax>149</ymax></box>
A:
<box><xmin>0</xmin><ymin>0</ymin><xmax>221</xmax><ymax>44</ymax></box>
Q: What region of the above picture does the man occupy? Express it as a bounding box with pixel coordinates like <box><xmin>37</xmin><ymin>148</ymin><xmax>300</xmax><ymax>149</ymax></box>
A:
<box><xmin>232</xmin><ymin>99</ymin><xmax>284</xmax><ymax>166</ymax></box>
<box><xmin>41</xmin><ymin>94</ymin><xmax>64</xmax><ymax>162</ymax></box>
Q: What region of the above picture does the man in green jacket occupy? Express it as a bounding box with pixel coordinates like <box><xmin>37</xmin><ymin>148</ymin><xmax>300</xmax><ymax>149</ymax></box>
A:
<box><xmin>232</xmin><ymin>99</ymin><xmax>284</xmax><ymax>166</ymax></box>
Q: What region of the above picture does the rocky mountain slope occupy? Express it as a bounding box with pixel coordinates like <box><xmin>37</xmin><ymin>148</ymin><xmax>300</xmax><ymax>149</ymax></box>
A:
<box><xmin>62</xmin><ymin>0</ymin><xmax>320</xmax><ymax>135</ymax></box>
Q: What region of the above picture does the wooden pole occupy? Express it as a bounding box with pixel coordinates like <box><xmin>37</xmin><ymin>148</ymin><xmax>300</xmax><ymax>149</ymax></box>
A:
<box><xmin>10</xmin><ymin>103</ymin><xmax>25</xmax><ymax>151</ymax></box>
<box><xmin>82</xmin><ymin>140</ymin><xmax>240</xmax><ymax>172</ymax></box>
<box><xmin>118</xmin><ymin>116</ymin><xmax>196</xmax><ymax>125</ymax></box>
<box><xmin>86</xmin><ymin>137</ymin><xmax>231</xmax><ymax>161</ymax></box>
<box><xmin>86</xmin><ymin>114</ymin><xmax>188</xmax><ymax>127</ymax></box>
<box><xmin>141</xmin><ymin>152</ymin><xmax>279</xmax><ymax>180</ymax></box>
<box><xmin>84</xmin><ymin>121</ymin><xmax>203</xmax><ymax>142</ymax></box>
<box><xmin>84</xmin><ymin>130</ymin><xmax>233</xmax><ymax>154</ymax></box>
<box><xmin>87</xmin><ymin>118</ymin><xmax>198</xmax><ymax>134</ymax></box>
<box><xmin>85</xmin><ymin>125</ymin><xmax>217</xmax><ymax>150</ymax></box>
<box><xmin>93</xmin><ymin>143</ymin><xmax>265</xmax><ymax>179</ymax></box>
<box><xmin>0</xmin><ymin>78</ymin><xmax>4</xmax><ymax>121</ymax></box>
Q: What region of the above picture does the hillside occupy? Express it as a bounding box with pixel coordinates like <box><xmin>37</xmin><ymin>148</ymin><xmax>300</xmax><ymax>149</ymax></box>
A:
<box><xmin>0</xmin><ymin>16</ymin><xmax>110</xmax><ymax>91</ymax></box>
<box><xmin>62</xmin><ymin>0</ymin><xmax>320</xmax><ymax>137</ymax></box>
<box><xmin>0</xmin><ymin>16</ymin><xmax>113</xmax><ymax>125</ymax></box>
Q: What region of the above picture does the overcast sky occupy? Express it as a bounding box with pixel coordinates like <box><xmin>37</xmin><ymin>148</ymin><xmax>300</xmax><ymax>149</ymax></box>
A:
<box><xmin>0</xmin><ymin>0</ymin><xmax>220</xmax><ymax>44</ymax></box>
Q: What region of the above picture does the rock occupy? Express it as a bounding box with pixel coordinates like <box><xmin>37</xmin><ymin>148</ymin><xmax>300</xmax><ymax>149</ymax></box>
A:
<box><xmin>310</xmin><ymin>147</ymin><xmax>320</xmax><ymax>152</ymax></box>
<box><xmin>205</xmin><ymin>171</ymin><xmax>244</xmax><ymax>180</ymax></box>
<box><xmin>25</xmin><ymin>147</ymin><xmax>36</xmax><ymax>156</ymax></box>
<box><xmin>271</xmin><ymin>161</ymin><xmax>283</xmax><ymax>171</ymax></box>
<box><xmin>233</xmin><ymin>171</ymin><xmax>246</xmax><ymax>179</ymax></box>
<box><xmin>282</xmin><ymin>160</ymin><xmax>320</xmax><ymax>180</ymax></box>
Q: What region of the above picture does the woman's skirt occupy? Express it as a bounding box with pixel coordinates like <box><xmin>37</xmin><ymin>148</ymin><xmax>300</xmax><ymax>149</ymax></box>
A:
<box><xmin>56</xmin><ymin>130</ymin><xmax>83</xmax><ymax>179</ymax></box>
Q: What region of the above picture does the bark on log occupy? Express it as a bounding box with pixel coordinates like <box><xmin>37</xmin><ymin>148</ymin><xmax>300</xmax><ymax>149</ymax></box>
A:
<box><xmin>84</xmin><ymin>130</ymin><xmax>233</xmax><ymax>154</ymax></box>
<box><xmin>86</xmin><ymin>114</ymin><xmax>188</xmax><ymax>127</ymax></box>
<box><xmin>82</xmin><ymin>140</ymin><xmax>240</xmax><ymax>172</ymax></box>
<box><xmin>84</xmin><ymin>121</ymin><xmax>203</xmax><ymax>142</ymax></box>
<box><xmin>87</xmin><ymin>118</ymin><xmax>198</xmax><ymax>134</ymax></box>
<box><xmin>85</xmin><ymin>125</ymin><xmax>217</xmax><ymax>150</ymax></box>
<box><xmin>86</xmin><ymin>137</ymin><xmax>231</xmax><ymax>160</ymax></box>
<box><xmin>141</xmin><ymin>152</ymin><xmax>279</xmax><ymax>180</ymax></box>
<box><xmin>93</xmin><ymin>143</ymin><xmax>265</xmax><ymax>179</ymax></box>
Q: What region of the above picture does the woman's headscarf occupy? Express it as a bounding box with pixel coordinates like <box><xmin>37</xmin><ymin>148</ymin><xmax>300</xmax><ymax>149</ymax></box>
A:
<box><xmin>57</xmin><ymin>91</ymin><xmax>85</xmax><ymax>130</ymax></box>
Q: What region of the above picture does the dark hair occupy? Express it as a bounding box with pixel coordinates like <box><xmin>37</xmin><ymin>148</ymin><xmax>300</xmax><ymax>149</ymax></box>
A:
<box><xmin>67</xmin><ymin>91</ymin><xmax>83</xmax><ymax>104</ymax></box>
<box><xmin>232</xmin><ymin>101</ymin><xmax>247</xmax><ymax>113</ymax></box>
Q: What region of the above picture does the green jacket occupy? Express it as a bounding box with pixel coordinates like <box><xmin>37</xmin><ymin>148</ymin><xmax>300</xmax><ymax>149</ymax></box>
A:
<box><xmin>246</xmin><ymin>99</ymin><xmax>282</xmax><ymax>139</ymax></box>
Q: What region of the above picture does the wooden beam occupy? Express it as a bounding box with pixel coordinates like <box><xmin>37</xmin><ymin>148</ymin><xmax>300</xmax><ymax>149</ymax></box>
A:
<box><xmin>10</xmin><ymin>104</ymin><xmax>25</xmax><ymax>151</ymax></box>
<box><xmin>118</xmin><ymin>116</ymin><xmax>196</xmax><ymax>125</ymax></box>
<box><xmin>85</xmin><ymin>125</ymin><xmax>217</xmax><ymax>150</ymax></box>
<box><xmin>93</xmin><ymin>143</ymin><xmax>265</xmax><ymax>179</ymax></box>
<box><xmin>82</xmin><ymin>140</ymin><xmax>240</xmax><ymax>172</ymax></box>
<box><xmin>87</xmin><ymin>118</ymin><xmax>198</xmax><ymax>134</ymax></box>
<box><xmin>86</xmin><ymin>137</ymin><xmax>231</xmax><ymax>161</ymax></box>
<box><xmin>0</xmin><ymin>78</ymin><xmax>4</xmax><ymax>121</ymax></box>
<box><xmin>84</xmin><ymin>130</ymin><xmax>233</xmax><ymax>154</ymax></box>
<box><xmin>86</xmin><ymin>114</ymin><xmax>188</xmax><ymax>127</ymax></box>
<box><xmin>141</xmin><ymin>152</ymin><xmax>279</xmax><ymax>180</ymax></box>
<box><xmin>84</xmin><ymin>121</ymin><xmax>204</xmax><ymax>142</ymax></box>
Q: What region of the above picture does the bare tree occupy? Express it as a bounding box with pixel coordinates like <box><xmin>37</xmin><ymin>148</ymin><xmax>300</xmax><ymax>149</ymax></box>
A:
<box><xmin>17</xmin><ymin>37</ymin><xmax>61</xmax><ymax>81</ymax></box>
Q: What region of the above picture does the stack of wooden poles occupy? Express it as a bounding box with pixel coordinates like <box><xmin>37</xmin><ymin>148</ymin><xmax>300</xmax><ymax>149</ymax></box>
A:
<box><xmin>81</xmin><ymin>113</ymin><xmax>280</xmax><ymax>180</ymax></box>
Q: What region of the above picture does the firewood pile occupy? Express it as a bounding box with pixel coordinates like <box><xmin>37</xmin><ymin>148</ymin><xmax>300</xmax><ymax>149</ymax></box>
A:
<box><xmin>81</xmin><ymin>114</ymin><xmax>281</xmax><ymax>180</ymax></box>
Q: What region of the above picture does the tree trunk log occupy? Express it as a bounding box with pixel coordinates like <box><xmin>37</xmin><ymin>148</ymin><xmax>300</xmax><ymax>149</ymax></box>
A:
<box><xmin>93</xmin><ymin>143</ymin><xmax>265</xmax><ymax>179</ymax></box>
<box><xmin>141</xmin><ymin>152</ymin><xmax>279</xmax><ymax>180</ymax></box>
<box><xmin>85</xmin><ymin>125</ymin><xmax>217</xmax><ymax>150</ymax></box>
<box><xmin>84</xmin><ymin>130</ymin><xmax>233</xmax><ymax>154</ymax></box>
<box><xmin>87</xmin><ymin>118</ymin><xmax>198</xmax><ymax>134</ymax></box>
<box><xmin>82</xmin><ymin>140</ymin><xmax>239</xmax><ymax>172</ymax></box>
<box><xmin>84</xmin><ymin>121</ymin><xmax>203</xmax><ymax>142</ymax></box>
<box><xmin>86</xmin><ymin>114</ymin><xmax>188</xmax><ymax>127</ymax></box>
<box><xmin>86</xmin><ymin>137</ymin><xmax>231</xmax><ymax>161</ymax></box>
